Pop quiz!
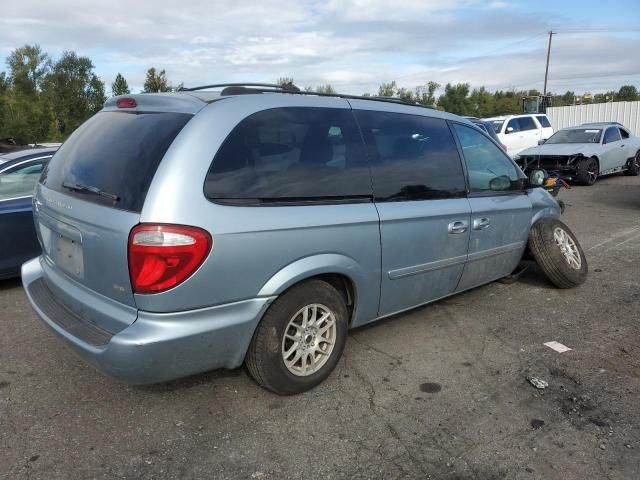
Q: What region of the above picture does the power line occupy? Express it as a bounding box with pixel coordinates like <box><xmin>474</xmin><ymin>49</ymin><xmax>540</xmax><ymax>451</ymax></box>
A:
<box><xmin>332</xmin><ymin>28</ymin><xmax>640</xmax><ymax>93</ymax></box>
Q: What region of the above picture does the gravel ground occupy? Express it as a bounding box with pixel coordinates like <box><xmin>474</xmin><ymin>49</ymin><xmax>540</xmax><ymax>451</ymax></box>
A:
<box><xmin>1</xmin><ymin>174</ymin><xmax>639</xmax><ymax>480</ymax></box>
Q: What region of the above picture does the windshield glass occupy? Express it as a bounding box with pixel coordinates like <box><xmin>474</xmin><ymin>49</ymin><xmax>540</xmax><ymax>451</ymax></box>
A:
<box><xmin>489</xmin><ymin>120</ymin><xmax>504</xmax><ymax>133</ymax></box>
<box><xmin>545</xmin><ymin>129</ymin><xmax>602</xmax><ymax>144</ymax></box>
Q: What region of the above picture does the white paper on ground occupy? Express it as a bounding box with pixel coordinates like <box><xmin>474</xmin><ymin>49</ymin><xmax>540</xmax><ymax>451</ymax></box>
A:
<box><xmin>544</xmin><ymin>341</ymin><xmax>572</xmax><ymax>353</ymax></box>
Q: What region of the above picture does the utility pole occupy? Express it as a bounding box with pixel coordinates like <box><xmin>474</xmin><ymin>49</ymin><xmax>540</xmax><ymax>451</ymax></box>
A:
<box><xmin>543</xmin><ymin>31</ymin><xmax>554</xmax><ymax>95</ymax></box>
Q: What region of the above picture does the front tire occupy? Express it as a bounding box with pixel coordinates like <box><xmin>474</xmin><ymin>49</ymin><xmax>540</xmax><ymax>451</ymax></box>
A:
<box><xmin>529</xmin><ymin>218</ymin><xmax>588</xmax><ymax>288</ymax></box>
<box><xmin>246</xmin><ymin>279</ymin><xmax>348</xmax><ymax>395</ymax></box>
<box><xmin>624</xmin><ymin>151</ymin><xmax>640</xmax><ymax>176</ymax></box>
<box><xmin>575</xmin><ymin>157</ymin><xmax>599</xmax><ymax>185</ymax></box>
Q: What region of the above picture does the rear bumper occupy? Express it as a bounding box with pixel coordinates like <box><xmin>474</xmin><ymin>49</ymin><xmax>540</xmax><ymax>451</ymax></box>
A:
<box><xmin>22</xmin><ymin>257</ymin><xmax>275</xmax><ymax>384</ymax></box>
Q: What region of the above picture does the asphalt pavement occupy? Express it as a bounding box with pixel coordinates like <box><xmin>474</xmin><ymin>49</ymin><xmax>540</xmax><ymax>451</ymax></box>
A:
<box><xmin>1</xmin><ymin>174</ymin><xmax>639</xmax><ymax>479</ymax></box>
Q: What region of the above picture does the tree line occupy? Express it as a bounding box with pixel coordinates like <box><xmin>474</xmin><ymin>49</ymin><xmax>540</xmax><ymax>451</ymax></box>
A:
<box><xmin>1</xmin><ymin>44</ymin><xmax>639</xmax><ymax>144</ymax></box>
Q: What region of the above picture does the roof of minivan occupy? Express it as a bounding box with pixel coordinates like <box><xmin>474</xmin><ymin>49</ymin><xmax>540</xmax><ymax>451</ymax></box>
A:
<box><xmin>103</xmin><ymin>90</ymin><xmax>471</xmax><ymax>124</ymax></box>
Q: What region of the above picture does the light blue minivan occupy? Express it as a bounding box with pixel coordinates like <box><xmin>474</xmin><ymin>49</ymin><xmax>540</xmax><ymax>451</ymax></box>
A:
<box><xmin>22</xmin><ymin>84</ymin><xmax>587</xmax><ymax>394</ymax></box>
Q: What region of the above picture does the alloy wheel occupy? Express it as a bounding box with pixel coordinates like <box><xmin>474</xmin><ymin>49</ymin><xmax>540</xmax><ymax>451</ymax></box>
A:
<box><xmin>281</xmin><ymin>304</ymin><xmax>337</xmax><ymax>376</ymax></box>
<box><xmin>553</xmin><ymin>227</ymin><xmax>582</xmax><ymax>269</ymax></box>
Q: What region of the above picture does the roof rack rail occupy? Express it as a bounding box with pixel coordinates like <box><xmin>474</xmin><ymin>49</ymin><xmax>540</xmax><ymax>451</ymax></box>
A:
<box><xmin>179</xmin><ymin>83</ymin><xmax>297</xmax><ymax>92</ymax></box>
<box><xmin>368</xmin><ymin>96</ymin><xmax>423</xmax><ymax>106</ymax></box>
<box><xmin>179</xmin><ymin>82</ymin><xmax>435</xmax><ymax>110</ymax></box>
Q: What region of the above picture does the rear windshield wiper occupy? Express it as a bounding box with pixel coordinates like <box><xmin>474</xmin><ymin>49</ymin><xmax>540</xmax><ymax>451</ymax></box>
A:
<box><xmin>62</xmin><ymin>181</ymin><xmax>120</xmax><ymax>202</ymax></box>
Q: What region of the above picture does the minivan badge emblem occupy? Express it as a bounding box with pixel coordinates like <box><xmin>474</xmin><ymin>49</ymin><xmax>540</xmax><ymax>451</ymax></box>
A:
<box><xmin>43</xmin><ymin>195</ymin><xmax>72</xmax><ymax>210</ymax></box>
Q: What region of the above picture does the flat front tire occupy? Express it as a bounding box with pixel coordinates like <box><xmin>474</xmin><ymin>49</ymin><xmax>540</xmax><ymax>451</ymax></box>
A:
<box><xmin>529</xmin><ymin>218</ymin><xmax>588</xmax><ymax>288</ymax></box>
<box><xmin>246</xmin><ymin>279</ymin><xmax>348</xmax><ymax>395</ymax></box>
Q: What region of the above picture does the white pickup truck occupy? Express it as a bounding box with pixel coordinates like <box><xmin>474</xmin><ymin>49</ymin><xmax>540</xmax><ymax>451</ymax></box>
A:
<box><xmin>484</xmin><ymin>114</ymin><xmax>554</xmax><ymax>158</ymax></box>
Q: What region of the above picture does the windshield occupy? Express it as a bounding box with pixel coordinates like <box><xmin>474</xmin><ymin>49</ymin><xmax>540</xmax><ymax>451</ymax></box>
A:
<box><xmin>545</xmin><ymin>129</ymin><xmax>602</xmax><ymax>144</ymax></box>
<box><xmin>489</xmin><ymin>120</ymin><xmax>504</xmax><ymax>133</ymax></box>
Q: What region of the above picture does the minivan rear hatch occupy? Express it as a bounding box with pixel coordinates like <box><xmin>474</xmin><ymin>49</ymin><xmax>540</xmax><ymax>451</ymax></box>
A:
<box><xmin>35</xmin><ymin>108</ymin><xmax>193</xmax><ymax>314</ymax></box>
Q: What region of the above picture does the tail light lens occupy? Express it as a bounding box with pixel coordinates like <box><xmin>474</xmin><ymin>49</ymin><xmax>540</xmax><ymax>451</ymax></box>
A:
<box><xmin>116</xmin><ymin>97</ymin><xmax>137</xmax><ymax>108</ymax></box>
<box><xmin>501</xmin><ymin>144</ymin><xmax>508</xmax><ymax>152</ymax></box>
<box><xmin>128</xmin><ymin>224</ymin><xmax>212</xmax><ymax>294</ymax></box>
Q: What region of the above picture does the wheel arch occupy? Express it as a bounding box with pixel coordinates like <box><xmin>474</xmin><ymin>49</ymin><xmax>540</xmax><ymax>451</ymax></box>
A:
<box><xmin>257</xmin><ymin>254</ymin><xmax>366</xmax><ymax>325</ymax></box>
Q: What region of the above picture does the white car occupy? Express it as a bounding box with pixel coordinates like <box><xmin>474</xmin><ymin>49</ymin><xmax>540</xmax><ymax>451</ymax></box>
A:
<box><xmin>484</xmin><ymin>114</ymin><xmax>554</xmax><ymax>158</ymax></box>
<box><xmin>516</xmin><ymin>122</ymin><xmax>640</xmax><ymax>185</ymax></box>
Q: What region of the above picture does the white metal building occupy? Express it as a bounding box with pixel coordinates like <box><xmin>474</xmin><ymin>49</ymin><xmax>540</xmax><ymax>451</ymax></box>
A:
<box><xmin>546</xmin><ymin>101</ymin><xmax>640</xmax><ymax>136</ymax></box>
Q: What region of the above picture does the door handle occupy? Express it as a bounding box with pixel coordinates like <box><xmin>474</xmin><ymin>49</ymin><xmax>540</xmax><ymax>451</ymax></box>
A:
<box><xmin>473</xmin><ymin>218</ymin><xmax>491</xmax><ymax>230</ymax></box>
<box><xmin>448</xmin><ymin>220</ymin><xmax>468</xmax><ymax>234</ymax></box>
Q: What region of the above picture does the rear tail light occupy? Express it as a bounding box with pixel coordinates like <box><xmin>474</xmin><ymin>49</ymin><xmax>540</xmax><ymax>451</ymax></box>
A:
<box><xmin>501</xmin><ymin>144</ymin><xmax>508</xmax><ymax>152</ymax></box>
<box><xmin>128</xmin><ymin>224</ymin><xmax>212</xmax><ymax>294</ymax></box>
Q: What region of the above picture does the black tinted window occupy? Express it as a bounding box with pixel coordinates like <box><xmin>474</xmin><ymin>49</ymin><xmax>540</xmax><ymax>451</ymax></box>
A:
<box><xmin>453</xmin><ymin>124</ymin><xmax>522</xmax><ymax>193</ymax></box>
<box><xmin>603</xmin><ymin>127</ymin><xmax>621</xmax><ymax>144</ymax></box>
<box><xmin>518</xmin><ymin>117</ymin><xmax>537</xmax><ymax>131</ymax></box>
<box><xmin>41</xmin><ymin>112</ymin><xmax>191</xmax><ymax>212</ymax></box>
<box><xmin>536</xmin><ymin>115</ymin><xmax>552</xmax><ymax>128</ymax></box>
<box><xmin>204</xmin><ymin>107</ymin><xmax>371</xmax><ymax>203</ymax></box>
<box><xmin>619</xmin><ymin>128</ymin><xmax>630</xmax><ymax>139</ymax></box>
<box><xmin>354</xmin><ymin>110</ymin><xmax>466</xmax><ymax>201</ymax></box>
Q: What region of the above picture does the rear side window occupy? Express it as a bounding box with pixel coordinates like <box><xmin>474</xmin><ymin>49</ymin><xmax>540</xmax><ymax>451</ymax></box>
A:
<box><xmin>619</xmin><ymin>128</ymin><xmax>630</xmax><ymax>139</ymax></box>
<box><xmin>354</xmin><ymin>110</ymin><xmax>466</xmax><ymax>201</ymax></box>
<box><xmin>204</xmin><ymin>107</ymin><xmax>372</xmax><ymax>203</ymax></box>
<box><xmin>518</xmin><ymin>117</ymin><xmax>537</xmax><ymax>131</ymax></box>
<box><xmin>536</xmin><ymin>115</ymin><xmax>552</xmax><ymax>128</ymax></box>
<box><xmin>41</xmin><ymin>111</ymin><xmax>192</xmax><ymax>212</ymax></box>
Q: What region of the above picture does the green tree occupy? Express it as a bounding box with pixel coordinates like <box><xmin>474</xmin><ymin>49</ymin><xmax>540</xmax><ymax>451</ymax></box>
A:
<box><xmin>111</xmin><ymin>73</ymin><xmax>130</xmax><ymax>96</ymax></box>
<box><xmin>273</xmin><ymin>77</ymin><xmax>299</xmax><ymax>91</ymax></box>
<box><xmin>396</xmin><ymin>87</ymin><xmax>414</xmax><ymax>102</ymax></box>
<box><xmin>437</xmin><ymin>83</ymin><xmax>472</xmax><ymax>115</ymax></box>
<box><xmin>315</xmin><ymin>84</ymin><xmax>336</xmax><ymax>94</ymax></box>
<box><xmin>468</xmin><ymin>86</ymin><xmax>495</xmax><ymax>117</ymax></box>
<box><xmin>6</xmin><ymin>45</ymin><xmax>50</xmax><ymax>96</ymax></box>
<box><xmin>617</xmin><ymin>85</ymin><xmax>638</xmax><ymax>101</ymax></box>
<box><xmin>414</xmin><ymin>81</ymin><xmax>440</xmax><ymax>106</ymax></box>
<box><xmin>3</xmin><ymin>44</ymin><xmax>51</xmax><ymax>142</ymax></box>
<box><xmin>378</xmin><ymin>81</ymin><xmax>397</xmax><ymax>97</ymax></box>
<box><xmin>42</xmin><ymin>51</ymin><xmax>106</xmax><ymax>139</ymax></box>
<box><xmin>143</xmin><ymin>68</ymin><xmax>170</xmax><ymax>93</ymax></box>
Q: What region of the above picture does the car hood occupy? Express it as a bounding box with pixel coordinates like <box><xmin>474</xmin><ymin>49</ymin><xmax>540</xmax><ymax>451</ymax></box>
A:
<box><xmin>519</xmin><ymin>143</ymin><xmax>599</xmax><ymax>157</ymax></box>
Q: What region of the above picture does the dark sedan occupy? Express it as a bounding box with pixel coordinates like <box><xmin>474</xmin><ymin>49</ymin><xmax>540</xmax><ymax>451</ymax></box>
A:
<box><xmin>0</xmin><ymin>147</ymin><xmax>58</xmax><ymax>279</ymax></box>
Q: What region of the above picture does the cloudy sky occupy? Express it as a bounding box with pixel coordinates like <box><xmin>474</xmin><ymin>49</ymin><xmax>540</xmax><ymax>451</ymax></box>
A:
<box><xmin>1</xmin><ymin>0</ymin><xmax>639</xmax><ymax>96</ymax></box>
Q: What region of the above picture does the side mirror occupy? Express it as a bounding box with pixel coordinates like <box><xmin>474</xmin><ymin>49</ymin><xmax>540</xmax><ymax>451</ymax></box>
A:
<box><xmin>506</xmin><ymin>127</ymin><xmax>514</xmax><ymax>134</ymax></box>
<box><xmin>538</xmin><ymin>139</ymin><xmax>546</xmax><ymax>145</ymax></box>
<box><xmin>528</xmin><ymin>169</ymin><xmax>547</xmax><ymax>187</ymax></box>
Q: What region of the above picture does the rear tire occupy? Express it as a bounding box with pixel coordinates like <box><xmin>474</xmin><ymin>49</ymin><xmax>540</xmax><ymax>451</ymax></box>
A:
<box><xmin>624</xmin><ymin>151</ymin><xmax>640</xmax><ymax>176</ymax></box>
<box><xmin>246</xmin><ymin>279</ymin><xmax>348</xmax><ymax>395</ymax></box>
<box><xmin>528</xmin><ymin>218</ymin><xmax>588</xmax><ymax>289</ymax></box>
<box><xmin>575</xmin><ymin>157</ymin><xmax>599</xmax><ymax>185</ymax></box>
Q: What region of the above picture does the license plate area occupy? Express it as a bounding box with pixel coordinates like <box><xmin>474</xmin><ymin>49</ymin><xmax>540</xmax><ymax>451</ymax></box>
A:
<box><xmin>39</xmin><ymin>223</ymin><xmax>84</xmax><ymax>279</ymax></box>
